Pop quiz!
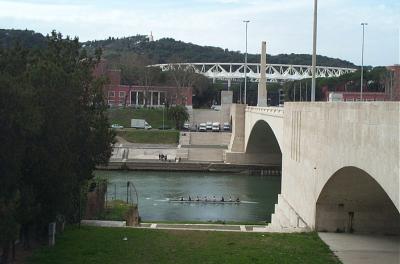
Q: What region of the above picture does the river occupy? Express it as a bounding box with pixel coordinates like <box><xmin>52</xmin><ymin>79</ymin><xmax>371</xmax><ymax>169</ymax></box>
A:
<box><xmin>95</xmin><ymin>170</ymin><xmax>281</xmax><ymax>223</ymax></box>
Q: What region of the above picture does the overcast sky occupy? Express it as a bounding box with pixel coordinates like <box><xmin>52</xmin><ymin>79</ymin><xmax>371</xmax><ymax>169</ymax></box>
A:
<box><xmin>1</xmin><ymin>0</ymin><xmax>399</xmax><ymax>66</ymax></box>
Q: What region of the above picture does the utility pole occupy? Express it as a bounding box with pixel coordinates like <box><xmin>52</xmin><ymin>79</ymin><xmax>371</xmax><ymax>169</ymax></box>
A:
<box><xmin>311</xmin><ymin>0</ymin><xmax>318</xmax><ymax>102</ymax></box>
<box><xmin>306</xmin><ymin>82</ymin><xmax>308</xmax><ymax>101</ymax></box>
<box><xmin>239</xmin><ymin>82</ymin><xmax>242</xmax><ymax>103</ymax></box>
<box><xmin>294</xmin><ymin>83</ymin><xmax>296</xmax><ymax>102</ymax></box>
<box><xmin>390</xmin><ymin>70</ymin><xmax>394</xmax><ymax>101</ymax></box>
<box><xmin>360</xmin><ymin>22</ymin><xmax>368</xmax><ymax>101</ymax></box>
<box><xmin>162</xmin><ymin>103</ymin><xmax>165</xmax><ymax>129</ymax></box>
<box><xmin>300</xmin><ymin>82</ymin><xmax>302</xmax><ymax>101</ymax></box>
<box><xmin>243</xmin><ymin>20</ymin><xmax>250</xmax><ymax>105</ymax></box>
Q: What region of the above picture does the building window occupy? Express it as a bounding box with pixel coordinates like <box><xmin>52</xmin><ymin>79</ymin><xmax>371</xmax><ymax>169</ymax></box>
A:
<box><xmin>108</xmin><ymin>91</ymin><xmax>115</xmax><ymax>97</ymax></box>
<box><xmin>119</xmin><ymin>91</ymin><xmax>126</xmax><ymax>98</ymax></box>
<box><xmin>152</xmin><ymin>92</ymin><xmax>159</xmax><ymax>106</ymax></box>
<box><xmin>138</xmin><ymin>91</ymin><xmax>144</xmax><ymax>105</ymax></box>
<box><xmin>131</xmin><ymin>91</ymin><xmax>137</xmax><ymax>105</ymax></box>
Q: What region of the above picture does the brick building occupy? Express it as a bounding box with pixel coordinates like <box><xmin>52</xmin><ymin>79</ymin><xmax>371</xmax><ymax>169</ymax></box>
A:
<box><xmin>94</xmin><ymin>60</ymin><xmax>193</xmax><ymax>107</ymax></box>
<box><xmin>387</xmin><ymin>65</ymin><xmax>400</xmax><ymax>101</ymax></box>
<box><xmin>323</xmin><ymin>65</ymin><xmax>400</xmax><ymax>102</ymax></box>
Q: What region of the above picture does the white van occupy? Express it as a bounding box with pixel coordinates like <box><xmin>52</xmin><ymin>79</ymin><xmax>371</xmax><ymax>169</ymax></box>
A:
<box><xmin>212</xmin><ymin>122</ymin><xmax>220</xmax><ymax>132</ymax></box>
<box><xmin>131</xmin><ymin>119</ymin><xmax>152</xmax><ymax>129</ymax></box>
<box><xmin>206</xmin><ymin>122</ymin><xmax>212</xmax><ymax>131</ymax></box>
<box><xmin>199</xmin><ymin>123</ymin><xmax>207</xmax><ymax>132</ymax></box>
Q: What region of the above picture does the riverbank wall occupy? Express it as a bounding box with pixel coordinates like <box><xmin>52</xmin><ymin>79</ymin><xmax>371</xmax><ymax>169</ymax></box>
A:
<box><xmin>97</xmin><ymin>161</ymin><xmax>281</xmax><ymax>175</ymax></box>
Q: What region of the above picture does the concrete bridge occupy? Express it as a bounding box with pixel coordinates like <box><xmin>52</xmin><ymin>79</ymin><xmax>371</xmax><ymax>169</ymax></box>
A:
<box><xmin>226</xmin><ymin>102</ymin><xmax>400</xmax><ymax>234</ymax></box>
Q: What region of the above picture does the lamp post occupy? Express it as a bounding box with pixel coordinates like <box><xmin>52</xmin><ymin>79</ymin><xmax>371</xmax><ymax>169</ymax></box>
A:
<box><xmin>243</xmin><ymin>20</ymin><xmax>250</xmax><ymax>105</ymax></box>
<box><xmin>162</xmin><ymin>103</ymin><xmax>165</xmax><ymax>129</ymax></box>
<box><xmin>311</xmin><ymin>0</ymin><xmax>318</xmax><ymax>102</ymax></box>
<box><xmin>360</xmin><ymin>22</ymin><xmax>368</xmax><ymax>101</ymax></box>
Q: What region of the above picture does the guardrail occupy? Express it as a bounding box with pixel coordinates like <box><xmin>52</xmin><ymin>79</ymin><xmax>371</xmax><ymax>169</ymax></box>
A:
<box><xmin>246</xmin><ymin>106</ymin><xmax>284</xmax><ymax>117</ymax></box>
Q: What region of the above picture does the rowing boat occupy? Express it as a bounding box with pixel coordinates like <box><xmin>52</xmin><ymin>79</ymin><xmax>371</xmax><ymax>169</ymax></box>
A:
<box><xmin>169</xmin><ymin>199</ymin><xmax>240</xmax><ymax>204</ymax></box>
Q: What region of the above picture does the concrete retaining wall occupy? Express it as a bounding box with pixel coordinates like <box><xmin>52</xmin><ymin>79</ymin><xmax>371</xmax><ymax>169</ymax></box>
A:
<box><xmin>225</xmin><ymin>152</ymin><xmax>281</xmax><ymax>165</ymax></box>
<box><xmin>190</xmin><ymin>132</ymin><xmax>231</xmax><ymax>146</ymax></box>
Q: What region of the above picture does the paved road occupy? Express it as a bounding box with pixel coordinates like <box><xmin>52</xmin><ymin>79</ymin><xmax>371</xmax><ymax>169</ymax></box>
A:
<box><xmin>319</xmin><ymin>233</ymin><xmax>400</xmax><ymax>264</ymax></box>
<box><xmin>115</xmin><ymin>136</ymin><xmax>177</xmax><ymax>149</ymax></box>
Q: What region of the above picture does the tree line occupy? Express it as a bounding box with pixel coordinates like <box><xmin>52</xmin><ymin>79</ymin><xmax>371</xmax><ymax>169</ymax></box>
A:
<box><xmin>0</xmin><ymin>32</ymin><xmax>114</xmax><ymax>263</ymax></box>
<box><xmin>83</xmin><ymin>35</ymin><xmax>356</xmax><ymax>68</ymax></box>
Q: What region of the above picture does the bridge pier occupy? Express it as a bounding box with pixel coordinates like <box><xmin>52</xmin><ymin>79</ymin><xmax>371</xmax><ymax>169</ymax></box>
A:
<box><xmin>227</xmin><ymin>102</ymin><xmax>399</xmax><ymax>234</ymax></box>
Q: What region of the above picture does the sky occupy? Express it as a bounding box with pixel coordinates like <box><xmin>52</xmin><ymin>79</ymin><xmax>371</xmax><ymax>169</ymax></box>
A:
<box><xmin>0</xmin><ymin>0</ymin><xmax>399</xmax><ymax>66</ymax></box>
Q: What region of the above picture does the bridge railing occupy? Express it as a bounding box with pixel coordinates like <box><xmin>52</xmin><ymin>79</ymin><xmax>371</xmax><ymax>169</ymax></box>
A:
<box><xmin>149</xmin><ymin>63</ymin><xmax>357</xmax><ymax>81</ymax></box>
<box><xmin>246</xmin><ymin>106</ymin><xmax>284</xmax><ymax>117</ymax></box>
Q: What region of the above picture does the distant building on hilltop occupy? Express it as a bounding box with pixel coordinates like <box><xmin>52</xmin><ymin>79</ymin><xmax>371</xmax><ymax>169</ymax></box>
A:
<box><xmin>93</xmin><ymin>60</ymin><xmax>192</xmax><ymax>108</ymax></box>
<box><xmin>148</xmin><ymin>31</ymin><xmax>154</xmax><ymax>42</ymax></box>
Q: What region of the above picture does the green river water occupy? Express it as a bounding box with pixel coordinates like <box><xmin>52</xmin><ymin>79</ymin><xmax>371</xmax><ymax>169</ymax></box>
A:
<box><xmin>95</xmin><ymin>170</ymin><xmax>281</xmax><ymax>223</ymax></box>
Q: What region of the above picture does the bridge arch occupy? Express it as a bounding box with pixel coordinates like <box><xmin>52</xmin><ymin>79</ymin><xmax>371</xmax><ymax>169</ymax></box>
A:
<box><xmin>316</xmin><ymin>166</ymin><xmax>400</xmax><ymax>235</ymax></box>
<box><xmin>245</xmin><ymin>119</ymin><xmax>282</xmax><ymax>166</ymax></box>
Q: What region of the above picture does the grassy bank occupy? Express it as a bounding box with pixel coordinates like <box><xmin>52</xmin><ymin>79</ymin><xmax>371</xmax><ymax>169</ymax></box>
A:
<box><xmin>101</xmin><ymin>200</ymin><xmax>133</xmax><ymax>221</ymax></box>
<box><xmin>108</xmin><ymin>107</ymin><xmax>175</xmax><ymax>128</ymax></box>
<box><xmin>29</xmin><ymin>226</ymin><xmax>340</xmax><ymax>264</ymax></box>
<box><xmin>116</xmin><ymin>129</ymin><xmax>179</xmax><ymax>144</ymax></box>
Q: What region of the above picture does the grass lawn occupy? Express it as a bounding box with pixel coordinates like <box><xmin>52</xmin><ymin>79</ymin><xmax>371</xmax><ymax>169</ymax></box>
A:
<box><xmin>116</xmin><ymin>129</ymin><xmax>179</xmax><ymax>144</ymax></box>
<box><xmin>29</xmin><ymin>226</ymin><xmax>340</xmax><ymax>264</ymax></box>
<box><xmin>108</xmin><ymin>107</ymin><xmax>175</xmax><ymax>129</ymax></box>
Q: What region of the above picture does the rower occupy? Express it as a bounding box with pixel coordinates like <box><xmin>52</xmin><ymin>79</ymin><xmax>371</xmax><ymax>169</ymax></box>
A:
<box><xmin>196</xmin><ymin>196</ymin><xmax>200</xmax><ymax>201</ymax></box>
<box><xmin>188</xmin><ymin>196</ymin><xmax>192</xmax><ymax>201</ymax></box>
<box><xmin>221</xmin><ymin>196</ymin><xmax>225</xmax><ymax>202</ymax></box>
<box><xmin>236</xmin><ymin>197</ymin><xmax>240</xmax><ymax>202</ymax></box>
<box><xmin>213</xmin><ymin>196</ymin><xmax>216</xmax><ymax>202</ymax></box>
<box><xmin>180</xmin><ymin>196</ymin><xmax>184</xmax><ymax>201</ymax></box>
<box><xmin>204</xmin><ymin>196</ymin><xmax>208</xmax><ymax>201</ymax></box>
<box><xmin>229</xmin><ymin>196</ymin><xmax>232</xmax><ymax>202</ymax></box>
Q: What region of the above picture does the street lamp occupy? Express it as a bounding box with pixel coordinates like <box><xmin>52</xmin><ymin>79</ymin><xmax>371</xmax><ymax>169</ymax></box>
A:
<box><xmin>360</xmin><ymin>22</ymin><xmax>368</xmax><ymax>101</ymax></box>
<box><xmin>243</xmin><ymin>20</ymin><xmax>250</xmax><ymax>105</ymax></box>
<box><xmin>311</xmin><ymin>0</ymin><xmax>318</xmax><ymax>102</ymax></box>
<box><xmin>162</xmin><ymin>103</ymin><xmax>165</xmax><ymax>129</ymax></box>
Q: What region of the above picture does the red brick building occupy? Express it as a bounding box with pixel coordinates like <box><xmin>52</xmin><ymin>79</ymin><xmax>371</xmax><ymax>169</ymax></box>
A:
<box><xmin>387</xmin><ymin>65</ymin><xmax>400</xmax><ymax>101</ymax></box>
<box><xmin>323</xmin><ymin>65</ymin><xmax>400</xmax><ymax>102</ymax></box>
<box><xmin>94</xmin><ymin>60</ymin><xmax>193</xmax><ymax>107</ymax></box>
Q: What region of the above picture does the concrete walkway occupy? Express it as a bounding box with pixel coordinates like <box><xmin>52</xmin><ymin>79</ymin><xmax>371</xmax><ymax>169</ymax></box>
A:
<box><xmin>318</xmin><ymin>233</ymin><xmax>400</xmax><ymax>264</ymax></box>
<box><xmin>81</xmin><ymin>220</ymin><xmax>265</xmax><ymax>232</ymax></box>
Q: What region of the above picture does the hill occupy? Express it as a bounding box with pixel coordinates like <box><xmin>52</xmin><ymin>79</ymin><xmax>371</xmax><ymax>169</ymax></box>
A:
<box><xmin>0</xmin><ymin>29</ymin><xmax>47</xmax><ymax>49</ymax></box>
<box><xmin>0</xmin><ymin>29</ymin><xmax>355</xmax><ymax>68</ymax></box>
<box><xmin>83</xmin><ymin>35</ymin><xmax>356</xmax><ymax>68</ymax></box>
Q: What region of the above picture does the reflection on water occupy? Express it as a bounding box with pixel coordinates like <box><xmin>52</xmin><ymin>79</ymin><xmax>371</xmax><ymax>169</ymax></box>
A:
<box><xmin>95</xmin><ymin>170</ymin><xmax>281</xmax><ymax>223</ymax></box>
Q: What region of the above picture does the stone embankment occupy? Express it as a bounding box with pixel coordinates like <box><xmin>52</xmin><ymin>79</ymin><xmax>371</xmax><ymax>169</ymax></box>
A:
<box><xmin>101</xmin><ymin>132</ymin><xmax>281</xmax><ymax>174</ymax></box>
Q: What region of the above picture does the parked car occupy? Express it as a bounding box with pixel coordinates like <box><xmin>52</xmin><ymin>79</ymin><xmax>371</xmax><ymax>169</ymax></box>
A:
<box><xmin>223</xmin><ymin>122</ymin><xmax>231</xmax><ymax>131</ymax></box>
<box><xmin>206</xmin><ymin>122</ymin><xmax>213</xmax><ymax>131</ymax></box>
<box><xmin>212</xmin><ymin>122</ymin><xmax>220</xmax><ymax>132</ymax></box>
<box><xmin>131</xmin><ymin>119</ymin><xmax>152</xmax><ymax>129</ymax></box>
<box><xmin>183</xmin><ymin>122</ymin><xmax>190</xmax><ymax>130</ymax></box>
<box><xmin>111</xmin><ymin>124</ymin><xmax>124</xmax><ymax>129</ymax></box>
<box><xmin>199</xmin><ymin>123</ymin><xmax>207</xmax><ymax>132</ymax></box>
<box><xmin>211</xmin><ymin>105</ymin><xmax>221</xmax><ymax>111</ymax></box>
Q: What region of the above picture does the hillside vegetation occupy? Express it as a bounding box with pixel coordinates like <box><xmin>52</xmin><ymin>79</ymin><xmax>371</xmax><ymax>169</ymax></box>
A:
<box><xmin>84</xmin><ymin>35</ymin><xmax>356</xmax><ymax>68</ymax></box>
<box><xmin>1</xmin><ymin>29</ymin><xmax>356</xmax><ymax>67</ymax></box>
